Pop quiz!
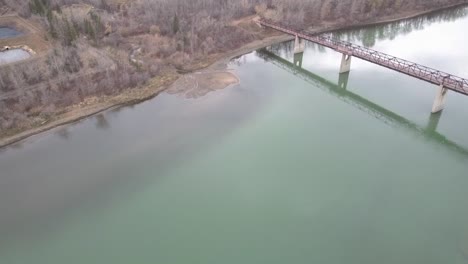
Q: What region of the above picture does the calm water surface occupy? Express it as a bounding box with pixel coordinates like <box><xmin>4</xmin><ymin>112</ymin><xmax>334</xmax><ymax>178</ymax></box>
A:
<box><xmin>1</xmin><ymin>6</ymin><xmax>468</xmax><ymax>264</ymax></box>
<box><xmin>0</xmin><ymin>49</ymin><xmax>31</xmax><ymax>65</ymax></box>
<box><xmin>0</xmin><ymin>27</ymin><xmax>21</xmax><ymax>39</ymax></box>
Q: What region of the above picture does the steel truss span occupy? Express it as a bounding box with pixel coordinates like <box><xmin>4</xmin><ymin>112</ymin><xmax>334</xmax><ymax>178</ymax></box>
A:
<box><xmin>259</xmin><ymin>19</ymin><xmax>468</xmax><ymax>95</ymax></box>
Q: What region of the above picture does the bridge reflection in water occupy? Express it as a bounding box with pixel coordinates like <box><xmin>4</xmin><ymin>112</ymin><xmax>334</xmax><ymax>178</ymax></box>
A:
<box><xmin>256</xmin><ymin>48</ymin><xmax>468</xmax><ymax>157</ymax></box>
<box><xmin>258</xmin><ymin>19</ymin><xmax>468</xmax><ymax>114</ymax></box>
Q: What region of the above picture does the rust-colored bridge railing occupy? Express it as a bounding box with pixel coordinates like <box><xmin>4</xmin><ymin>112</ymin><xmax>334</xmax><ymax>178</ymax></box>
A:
<box><xmin>259</xmin><ymin>19</ymin><xmax>468</xmax><ymax>96</ymax></box>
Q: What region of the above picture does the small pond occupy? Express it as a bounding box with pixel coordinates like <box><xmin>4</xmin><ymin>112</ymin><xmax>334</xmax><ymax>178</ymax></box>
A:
<box><xmin>0</xmin><ymin>49</ymin><xmax>31</xmax><ymax>65</ymax></box>
<box><xmin>0</xmin><ymin>27</ymin><xmax>22</xmax><ymax>39</ymax></box>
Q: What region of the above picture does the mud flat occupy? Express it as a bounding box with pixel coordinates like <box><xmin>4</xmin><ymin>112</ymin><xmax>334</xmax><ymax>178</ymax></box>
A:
<box><xmin>167</xmin><ymin>71</ymin><xmax>240</xmax><ymax>99</ymax></box>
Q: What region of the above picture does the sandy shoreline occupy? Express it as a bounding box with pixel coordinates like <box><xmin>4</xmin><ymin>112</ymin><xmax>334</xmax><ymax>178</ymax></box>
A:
<box><xmin>1</xmin><ymin>3</ymin><xmax>467</xmax><ymax>148</ymax></box>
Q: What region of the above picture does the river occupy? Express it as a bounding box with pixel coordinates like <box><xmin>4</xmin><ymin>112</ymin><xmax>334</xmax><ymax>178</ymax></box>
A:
<box><xmin>1</xmin><ymin>6</ymin><xmax>468</xmax><ymax>264</ymax></box>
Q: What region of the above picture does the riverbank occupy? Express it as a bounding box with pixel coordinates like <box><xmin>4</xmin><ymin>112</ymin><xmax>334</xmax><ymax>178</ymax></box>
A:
<box><xmin>304</xmin><ymin>2</ymin><xmax>468</xmax><ymax>34</ymax></box>
<box><xmin>1</xmin><ymin>3</ymin><xmax>467</xmax><ymax>148</ymax></box>
<box><xmin>0</xmin><ymin>33</ymin><xmax>291</xmax><ymax>148</ymax></box>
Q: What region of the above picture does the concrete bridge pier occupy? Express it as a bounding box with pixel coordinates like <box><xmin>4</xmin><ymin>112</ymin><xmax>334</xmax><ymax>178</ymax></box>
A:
<box><xmin>340</xmin><ymin>54</ymin><xmax>352</xmax><ymax>73</ymax></box>
<box><xmin>426</xmin><ymin>111</ymin><xmax>443</xmax><ymax>132</ymax></box>
<box><xmin>294</xmin><ymin>35</ymin><xmax>305</xmax><ymax>54</ymax></box>
<box><xmin>431</xmin><ymin>85</ymin><xmax>449</xmax><ymax>113</ymax></box>
<box><xmin>293</xmin><ymin>52</ymin><xmax>303</xmax><ymax>68</ymax></box>
<box><xmin>338</xmin><ymin>72</ymin><xmax>350</xmax><ymax>90</ymax></box>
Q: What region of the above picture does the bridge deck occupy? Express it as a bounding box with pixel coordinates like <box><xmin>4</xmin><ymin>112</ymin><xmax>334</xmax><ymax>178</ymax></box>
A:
<box><xmin>259</xmin><ymin>19</ymin><xmax>468</xmax><ymax>96</ymax></box>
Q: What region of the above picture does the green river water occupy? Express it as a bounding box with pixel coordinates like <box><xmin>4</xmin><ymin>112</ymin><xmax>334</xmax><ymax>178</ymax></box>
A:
<box><xmin>1</xmin><ymin>6</ymin><xmax>468</xmax><ymax>264</ymax></box>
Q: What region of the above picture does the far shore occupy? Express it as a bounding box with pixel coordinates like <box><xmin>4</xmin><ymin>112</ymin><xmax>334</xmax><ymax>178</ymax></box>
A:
<box><xmin>1</xmin><ymin>2</ymin><xmax>467</xmax><ymax>149</ymax></box>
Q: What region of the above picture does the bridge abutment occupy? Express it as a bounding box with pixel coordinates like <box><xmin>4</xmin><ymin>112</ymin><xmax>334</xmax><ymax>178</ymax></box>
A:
<box><xmin>431</xmin><ymin>85</ymin><xmax>449</xmax><ymax>113</ymax></box>
<box><xmin>294</xmin><ymin>35</ymin><xmax>305</xmax><ymax>54</ymax></box>
<box><xmin>340</xmin><ymin>54</ymin><xmax>352</xmax><ymax>73</ymax></box>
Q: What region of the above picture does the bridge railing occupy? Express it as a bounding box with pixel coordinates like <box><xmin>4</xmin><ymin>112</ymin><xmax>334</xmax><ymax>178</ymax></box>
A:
<box><xmin>259</xmin><ymin>19</ymin><xmax>468</xmax><ymax>95</ymax></box>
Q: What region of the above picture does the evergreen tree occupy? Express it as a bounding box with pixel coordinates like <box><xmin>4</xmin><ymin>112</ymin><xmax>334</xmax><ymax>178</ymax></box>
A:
<box><xmin>84</xmin><ymin>19</ymin><xmax>96</xmax><ymax>42</ymax></box>
<box><xmin>63</xmin><ymin>17</ymin><xmax>78</xmax><ymax>46</ymax></box>
<box><xmin>172</xmin><ymin>13</ymin><xmax>180</xmax><ymax>34</ymax></box>
<box><xmin>45</xmin><ymin>8</ymin><xmax>58</xmax><ymax>38</ymax></box>
<box><xmin>92</xmin><ymin>13</ymin><xmax>103</xmax><ymax>33</ymax></box>
<box><xmin>31</xmin><ymin>0</ymin><xmax>52</xmax><ymax>15</ymax></box>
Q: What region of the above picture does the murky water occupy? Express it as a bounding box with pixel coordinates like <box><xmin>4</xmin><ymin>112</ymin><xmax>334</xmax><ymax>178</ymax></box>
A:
<box><xmin>1</xmin><ymin>6</ymin><xmax>468</xmax><ymax>264</ymax></box>
<box><xmin>0</xmin><ymin>27</ymin><xmax>21</xmax><ymax>39</ymax></box>
<box><xmin>0</xmin><ymin>49</ymin><xmax>31</xmax><ymax>65</ymax></box>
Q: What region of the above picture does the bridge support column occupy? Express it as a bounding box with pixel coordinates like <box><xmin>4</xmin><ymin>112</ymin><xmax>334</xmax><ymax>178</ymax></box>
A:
<box><xmin>426</xmin><ymin>111</ymin><xmax>443</xmax><ymax>132</ymax></box>
<box><xmin>294</xmin><ymin>35</ymin><xmax>305</xmax><ymax>54</ymax></box>
<box><xmin>340</xmin><ymin>54</ymin><xmax>352</xmax><ymax>73</ymax></box>
<box><xmin>431</xmin><ymin>85</ymin><xmax>448</xmax><ymax>114</ymax></box>
<box><xmin>338</xmin><ymin>72</ymin><xmax>350</xmax><ymax>90</ymax></box>
<box><xmin>293</xmin><ymin>52</ymin><xmax>303</xmax><ymax>68</ymax></box>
